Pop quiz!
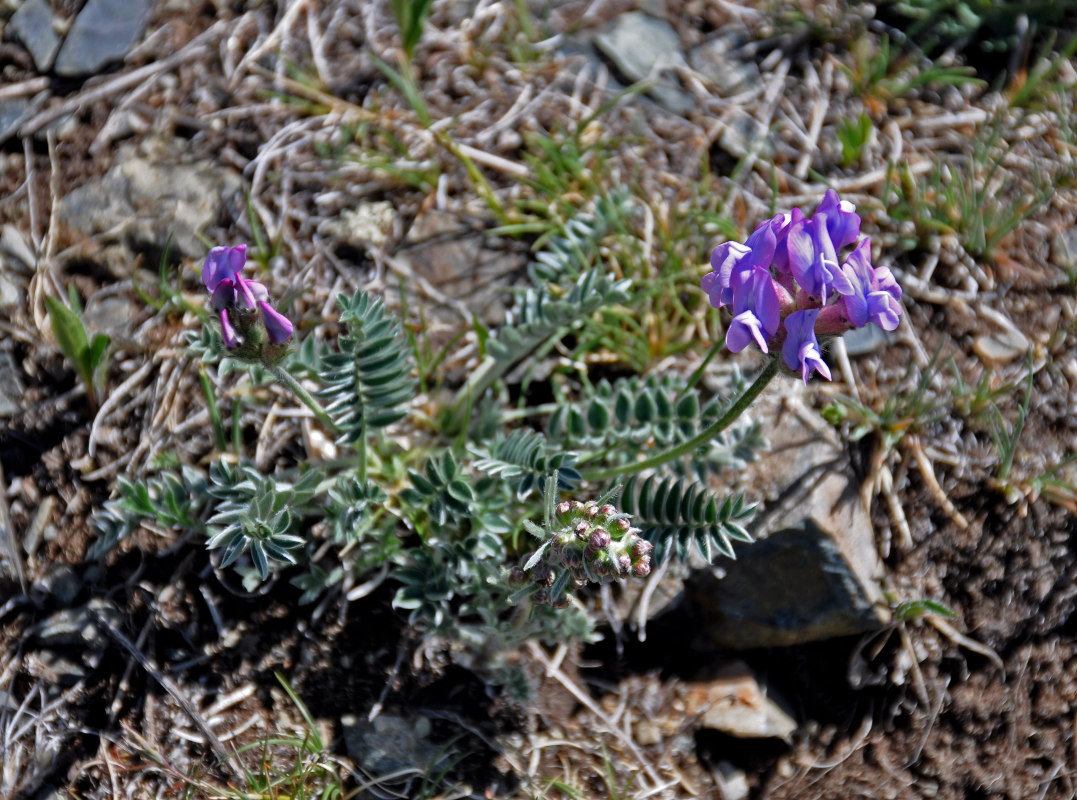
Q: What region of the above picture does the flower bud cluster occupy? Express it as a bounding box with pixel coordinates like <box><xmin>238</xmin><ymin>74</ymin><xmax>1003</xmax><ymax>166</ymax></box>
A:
<box><xmin>701</xmin><ymin>190</ymin><xmax>902</xmax><ymax>383</ymax></box>
<box><xmin>514</xmin><ymin>499</ymin><xmax>654</xmax><ymax>607</ymax></box>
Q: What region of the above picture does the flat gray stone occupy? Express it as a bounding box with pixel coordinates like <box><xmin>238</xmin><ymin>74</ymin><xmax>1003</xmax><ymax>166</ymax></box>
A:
<box><xmin>594</xmin><ymin>12</ymin><xmax>693</xmax><ymax>115</ymax></box>
<box><xmin>82</xmin><ymin>293</ymin><xmax>139</xmax><ymax>340</ymax></box>
<box><xmin>399</xmin><ymin>209</ymin><xmax>519</xmax><ymax>326</ymax></box>
<box><xmin>9</xmin><ymin>0</ymin><xmax>62</xmax><ymax>72</ymax></box>
<box><xmin>595</xmin><ymin>12</ymin><xmax>680</xmax><ymax>84</ymax></box>
<box><xmin>842</xmin><ymin>322</ymin><xmax>890</xmax><ymax>355</ymax></box>
<box><xmin>53</xmin><ymin>0</ymin><xmax>154</xmax><ymax>77</ymax></box>
<box><xmin>57</xmin><ymin>142</ymin><xmax>242</xmax><ymax>262</ymax></box>
<box><xmin>717</xmin><ymin>108</ymin><xmax>773</xmax><ymax>159</ymax></box>
<box><xmin>689</xmin><ymin>33</ymin><xmax>760</xmax><ymax>95</ymax></box>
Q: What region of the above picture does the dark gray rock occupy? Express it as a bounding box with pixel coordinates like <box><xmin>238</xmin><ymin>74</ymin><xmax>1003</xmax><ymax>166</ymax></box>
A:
<box><xmin>341</xmin><ymin>713</ymin><xmax>444</xmax><ymax>774</ymax></box>
<box><xmin>35</xmin><ymin>564</ymin><xmax>82</xmax><ymax>607</ymax></box>
<box><xmin>9</xmin><ymin>0</ymin><xmax>62</xmax><ymax>72</ymax></box>
<box><xmin>53</xmin><ymin>0</ymin><xmax>154</xmax><ymax>77</ymax></box>
<box><xmin>689</xmin><ymin>390</ymin><xmax>888</xmax><ymax>649</ymax></box>
<box><xmin>593</xmin><ymin>11</ymin><xmax>692</xmax><ymax>115</ymax></box>
<box><xmin>689</xmin><ymin>521</ymin><xmax>885</xmax><ymax>648</ymax></box>
<box><xmin>34</xmin><ymin>598</ymin><xmax>120</xmax><ymax>650</ymax></box>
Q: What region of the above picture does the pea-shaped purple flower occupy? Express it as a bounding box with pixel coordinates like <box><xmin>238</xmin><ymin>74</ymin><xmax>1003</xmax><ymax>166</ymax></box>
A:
<box><xmin>202</xmin><ymin>245</ymin><xmax>293</xmax><ymax>349</ymax></box>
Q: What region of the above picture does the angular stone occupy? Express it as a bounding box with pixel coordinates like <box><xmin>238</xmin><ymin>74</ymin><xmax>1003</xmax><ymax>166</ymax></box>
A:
<box><xmin>688</xmin><ymin>389</ymin><xmax>888</xmax><ymax>649</ymax></box>
<box><xmin>400</xmin><ymin>209</ymin><xmax>518</xmax><ymax>326</ymax></box>
<box><xmin>0</xmin><ymin>351</ymin><xmax>27</xmax><ymax>417</ymax></box>
<box><xmin>57</xmin><ymin>142</ymin><xmax>242</xmax><ymax>261</ymax></box>
<box><xmin>0</xmin><ymin>92</ymin><xmax>49</xmax><ymax>147</ymax></box>
<box><xmin>53</xmin><ymin>0</ymin><xmax>154</xmax><ymax>77</ymax></box>
<box><xmin>681</xmin><ymin>661</ymin><xmax>796</xmax><ymax>740</ymax></box>
<box><xmin>717</xmin><ymin>108</ymin><xmax>773</xmax><ymax>159</ymax></box>
<box><xmin>0</xmin><ymin>225</ymin><xmax>37</xmax><ymax>273</ymax></box>
<box><xmin>973</xmin><ymin>330</ymin><xmax>1029</xmax><ymax>365</ymax></box>
<box><xmin>689</xmin><ymin>34</ymin><xmax>760</xmax><ymax>95</ymax></box>
<box><xmin>689</xmin><ymin>522</ymin><xmax>886</xmax><ymax>648</ymax></box>
<box><xmin>9</xmin><ymin>0</ymin><xmax>63</xmax><ymax>72</ymax></box>
<box><xmin>33</xmin><ymin>598</ymin><xmax>120</xmax><ymax>650</ymax></box>
<box><xmin>594</xmin><ymin>12</ymin><xmax>693</xmax><ymax>114</ymax></box>
<box><xmin>82</xmin><ymin>294</ymin><xmax>139</xmax><ymax>340</ymax></box>
<box><xmin>35</xmin><ymin>564</ymin><xmax>82</xmax><ymax>607</ymax></box>
<box><xmin>341</xmin><ymin>713</ymin><xmax>443</xmax><ymax>774</ymax></box>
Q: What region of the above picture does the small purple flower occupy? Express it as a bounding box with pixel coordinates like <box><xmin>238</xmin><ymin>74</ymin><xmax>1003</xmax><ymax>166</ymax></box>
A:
<box><xmin>770</xmin><ymin>207</ymin><xmax>805</xmax><ymax>275</ymax></box>
<box><xmin>814</xmin><ymin>189</ymin><xmax>861</xmax><ymax>250</ymax></box>
<box><xmin>202</xmin><ymin>245</ymin><xmax>293</xmax><ymax>348</ymax></box>
<box><xmin>726</xmin><ymin>267</ymin><xmax>780</xmax><ymax>354</ymax></box>
<box><xmin>702</xmin><ymin>222</ymin><xmax>776</xmax><ymax>309</ymax></box>
<box><xmin>202</xmin><ymin>244</ymin><xmax>248</xmax><ymax>292</ymax></box>
<box><xmin>840</xmin><ymin>240</ymin><xmax>903</xmax><ymax>331</ymax></box>
<box><xmin>787</xmin><ymin>214</ymin><xmax>853</xmax><ymax>304</ymax></box>
<box><xmin>782</xmin><ymin>309</ymin><xmax>832</xmax><ymax>383</ymax></box>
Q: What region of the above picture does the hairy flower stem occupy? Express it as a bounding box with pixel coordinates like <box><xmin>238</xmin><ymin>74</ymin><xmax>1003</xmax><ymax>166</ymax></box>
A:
<box><xmin>268</xmin><ymin>365</ymin><xmax>339</xmax><ymax>433</ymax></box>
<box><xmin>582</xmin><ymin>356</ymin><xmax>781</xmax><ymax>482</ymax></box>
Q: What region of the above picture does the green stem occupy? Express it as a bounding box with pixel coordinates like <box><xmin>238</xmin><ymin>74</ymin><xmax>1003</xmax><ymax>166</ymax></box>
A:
<box><xmin>198</xmin><ymin>365</ymin><xmax>227</xmax><ymax>451</ymax></box>
<box><xmin>269</xmin><ymin>365</ymin><xmax>339</xmax><ymax>433</ymax></box>
<box><xmin>679</xmin><ymin>334</ymin><xmax>726</xmax><ymax>399</ymax></box>
<box><xmin>582</xmin><ymin>356</ymin><xmax>780</xmax><ymax>483</ymax></box>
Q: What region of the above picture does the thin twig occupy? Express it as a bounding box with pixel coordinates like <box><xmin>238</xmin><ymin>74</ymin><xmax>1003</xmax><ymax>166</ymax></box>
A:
<box><xmin>91</xmin><ymin>607</ymin><xmax>235</xmax><ymax>772</ymax></box>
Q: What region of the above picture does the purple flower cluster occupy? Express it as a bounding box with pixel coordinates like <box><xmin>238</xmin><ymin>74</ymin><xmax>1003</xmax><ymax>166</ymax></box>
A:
<box><xmin>202</xmin><ymin>245</ymin><xmax>293</xmax><ymax>350</ymax></box>
<box><xmin>701</xmin><ymin>190</ymin><xmax>902</xmax><ymax>383</ymax></box>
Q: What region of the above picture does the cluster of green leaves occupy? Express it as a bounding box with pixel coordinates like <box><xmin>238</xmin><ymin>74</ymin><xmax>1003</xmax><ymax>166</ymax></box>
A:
<box><xmin>392</xmin><ymin>0</ymin><xmax>436</xmax><ymax>60</ymax></box>
<box><xmin>89</xmin><ymin>467</ymin><xmax>209</xmax><ymax>559</ymax></box>
<box><xmin>205</xmin><ymin>462</ymin><xmax>319</xmax><ymax>581</ymax></box>
<box><xmin>883</xmin><ymin>0</ymin><xmax>1074</xmax><ymax>55</ymax></box>
<box><xmin>842</xmin><ymin>32</ymin><xmax>984</xmax><ymax>105</ymax></box>
<box><xmin>621</xmin><ymin>474</ymin><xmax>754</xmax><ymax>564</ymax></box>
<box><xmin>320</xmin><ymin>290</ymin><xmax>417</xmax><ymax>444</ymax></box>
<box><xmin>836</xmin><ymin>113</ymin><xmax>873</xmax><ymax>168</ymax></box>
<box><xmin>470</xmin><ymin>429</ymin><xmax>582</xmax><ymax>499</ymax></box>
<box><xmin>884</xmin><ymin>142</ymin><xmax>1052</xmax><ymax>263</ymax></box>
<box><xmin>485</xmin><ymin>269</ymin><xmax>633</xmax><ymax>363</ymax></box>
<box><xmin>45</xmin><ymin>289</ymin><xmax>110</xmax><ymax>413</ymax></box>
